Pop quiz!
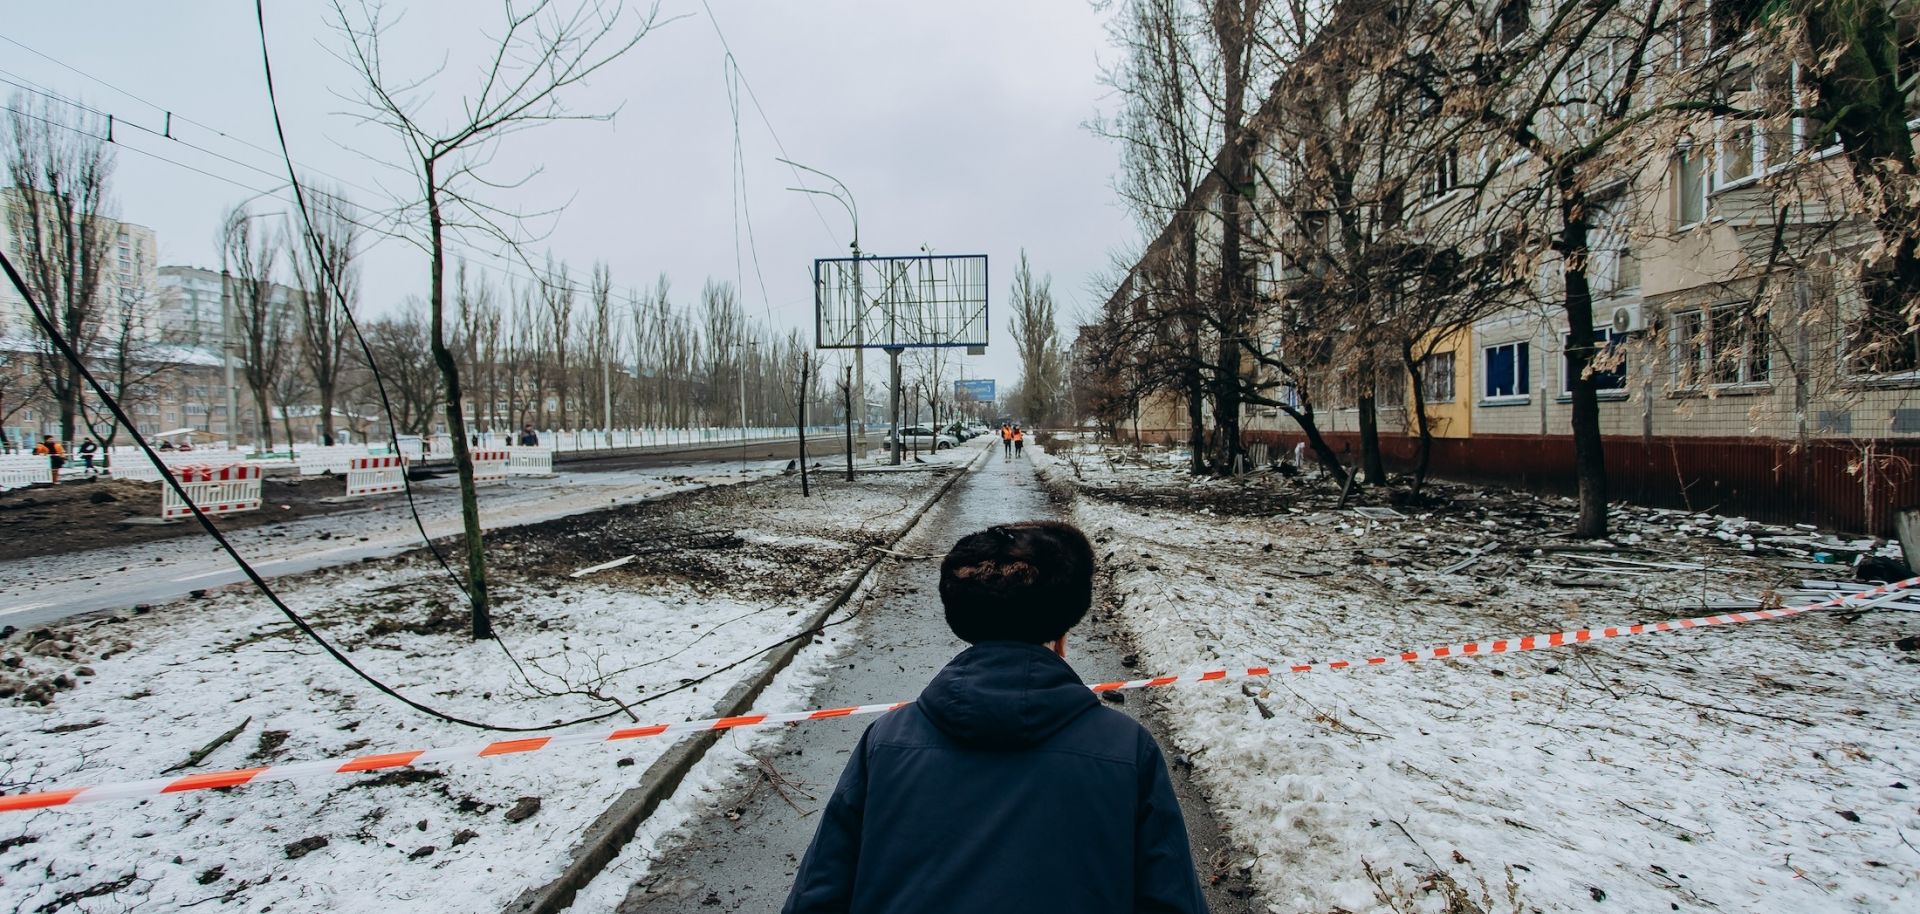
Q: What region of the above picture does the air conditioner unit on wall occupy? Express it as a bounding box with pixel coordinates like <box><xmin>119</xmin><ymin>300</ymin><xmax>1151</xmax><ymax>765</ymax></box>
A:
<box><xmin>1610</xmin><ymin>303</ymin><xmax>1646</xmax><ymax>334</ymax></box>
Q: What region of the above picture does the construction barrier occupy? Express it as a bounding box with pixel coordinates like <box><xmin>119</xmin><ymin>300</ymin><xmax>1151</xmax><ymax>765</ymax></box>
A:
<box><xmin>506</xmin><ymin>446</ymin><xmax>555</xmax><ymax>476</ymax></box>
<box><xmin>296</xmin><ymin>446</ymin><xmax>372</xmax><ymax>477</ymax></box>
<box><xmin>111</xmin><ymin>449</ymin><xmax>249</xmax><ymax>482</ymax></box>
<box><xmin>4</xmin><ymin>575</ymin><xmax>1914</xmax><ymax>815</ymax></box>
<box><xmin>0</xmin><ymin>455</ymin><xmax>51</xmax><ymax>488</ymax></box>
<box><xmin>471</xmin><ymin>448</ymin><xmax>510</xmax><ymax>485</ymax></box>
<box><xmin>345</xmin><ymin>455</ymin><xmax>407</xmax><ymax>497</ymax></box>
<box><xmin>160</xmin><ymin>464</ymin><xmax>264</xmax><ymax>520</ymax></box>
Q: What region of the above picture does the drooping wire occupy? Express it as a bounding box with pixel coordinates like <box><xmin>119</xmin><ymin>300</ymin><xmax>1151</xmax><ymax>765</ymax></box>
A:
<box><xmin>250</xmin><ymin>0</ymin><xmax>584</xmax><ymax>709</ymax></box>
<box><xmin>0</xmin><ymin>245</ymin><xmax>599</xmax><ymax>732</ymax></box>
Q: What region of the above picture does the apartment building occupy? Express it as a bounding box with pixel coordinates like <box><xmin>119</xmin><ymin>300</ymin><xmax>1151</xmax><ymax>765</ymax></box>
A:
<box><xmin>1094</xmin><ymin>0</ymin><xmax>1919</xmax><ymax>534</ymax></box>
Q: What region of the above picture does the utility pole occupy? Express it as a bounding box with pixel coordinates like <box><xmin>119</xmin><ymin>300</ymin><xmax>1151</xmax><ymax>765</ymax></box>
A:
<box><xmin>219</xmin><ymin>269</ymin><xmax>239</xmax><ymax>449</ymax></box>
<box><xmin>737</xmin><ymin>340</ymin><xmax>754</xmax><ymax>469</ymax></box>
<box><xmin>842</xmin><ymin>365</ymin><xmax>853</xmax><ymax>482</ymax></box>
<box><xmin>798</xmin><ymin>353</ymin><xmax>810</xmax><ymax>497</ymax></box>
<box><xmin>886</xmin><ymin>346</ymin><xmax>903</xmax><ymax>465</ymax></box>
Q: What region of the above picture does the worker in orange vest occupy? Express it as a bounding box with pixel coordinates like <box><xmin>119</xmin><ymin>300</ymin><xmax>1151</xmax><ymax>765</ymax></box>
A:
<box><xmin>33</xmin><ymin>435</ymin><xmax>66</xmax><ymax>484</ymax></box>
<box><xmin>1013</xmin><ymin>426</ymin><xmax>1025</xmax><ymax>458</ymax></box>
<box><xmin>1000</xmin><ymin>423</ymin><xmax>1013</xmax><ymax>459</ymax></box>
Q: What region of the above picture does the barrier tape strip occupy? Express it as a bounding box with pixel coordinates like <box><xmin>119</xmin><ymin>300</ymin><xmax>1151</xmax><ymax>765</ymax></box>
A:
<box><xmin>4</xmin><ymin>575</ymin><xmax>1914</xmax><ymax>815</ymax></box>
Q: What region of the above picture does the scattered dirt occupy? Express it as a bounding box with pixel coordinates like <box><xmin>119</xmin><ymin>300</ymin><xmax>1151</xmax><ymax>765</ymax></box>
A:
<box><xmin>0</xmin><ymin>474</ymin><xmax>354</xmax><ymax>560</ymax></box>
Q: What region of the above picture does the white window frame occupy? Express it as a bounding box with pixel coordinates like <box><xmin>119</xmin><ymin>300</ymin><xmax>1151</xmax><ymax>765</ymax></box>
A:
<box><xmin>1711</xmin><ymin>70</ymin><xmax>1766</xmax><ymax>191</ymax></box>
<box><xmin>1671</xmin><ymin>302</ymin><xmax>1772</xmax><ymax>389</ymax></box>
<box><xmin>1419</xmin><ymin>351</ymin><xmax>1457</xmax><ymax>404</ymax></box>
<box><xmin>1481</xmin><ymin>340</ymin><xmax>1532</xmax><ymax>404</ymax></box>
<box><xmin>1560</xmin><ymin>327</ymin><xmax>1630</xmax><ymax>397</ymax></box>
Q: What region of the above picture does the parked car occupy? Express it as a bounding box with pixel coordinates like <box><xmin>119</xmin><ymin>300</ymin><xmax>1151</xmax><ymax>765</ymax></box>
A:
<box><xmin>885</xmin><ymin>425</ymin><xmax>958</xmax><ymax>450</ymax></box>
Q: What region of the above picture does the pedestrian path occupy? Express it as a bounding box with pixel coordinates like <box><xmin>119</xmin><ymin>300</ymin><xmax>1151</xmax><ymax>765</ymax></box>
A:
<box><xmin>605</xmin><ymin>450</ymin><xmax>1261</xmax><ymax>912</ymax></box>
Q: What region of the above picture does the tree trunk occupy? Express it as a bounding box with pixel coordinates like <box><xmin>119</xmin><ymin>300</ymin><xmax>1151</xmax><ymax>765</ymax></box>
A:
<box><xmin>1279</xmin><ymin>403</ymin><xmax>1348</xmax><ymax>484</ymax></box>
<box><xmin>319</xmin><ymin>380</ymin><xmax>337</xmax><ymax>446</ymax></box>
<box><xmin>252</xmin><ymin>387</ymin><xmax>275</xmax><ymax>452</ymax></box>
<box><xmin>425</xmin><ymin>167</ymin><xmax>492</xmax><ymax>639</ymax></box>
<box><xmin>1356</xmin><ymin>358</ymin><xmax>1387</xmax><ymax>485</ymax></box>
<box><xmin>1403</xmin><ymin>347</ymin><xmax>1434</xmax><ymax>492</ymax></box>
<box><xmin>57</xmin><ymin>371</ymin><xmax>77</xmax><ymax>445</ymax></box>
<box><xmin>1559</xmin><ymin>181</ymin><xmax>1609</xmax><ymax>538</ymax></box>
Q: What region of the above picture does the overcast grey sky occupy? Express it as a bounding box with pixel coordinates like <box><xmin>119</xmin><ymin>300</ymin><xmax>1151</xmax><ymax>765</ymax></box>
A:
<box><xmin>2</xmin><ymin>0</ymin><xmax>1132</xmax><ymax>396</ymax></box>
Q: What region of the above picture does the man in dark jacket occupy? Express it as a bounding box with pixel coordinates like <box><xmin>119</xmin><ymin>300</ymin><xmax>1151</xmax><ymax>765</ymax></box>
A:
<box><xmin>782</xmin><ymin>521</ymin><xmax>1208</xmax><ymax>914</ymax></box>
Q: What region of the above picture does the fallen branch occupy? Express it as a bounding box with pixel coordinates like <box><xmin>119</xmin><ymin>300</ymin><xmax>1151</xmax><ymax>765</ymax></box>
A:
<box><xmin>165</xmin><ymin>716</ymin><xmax>251</xmax><ymax>773</ymax></box>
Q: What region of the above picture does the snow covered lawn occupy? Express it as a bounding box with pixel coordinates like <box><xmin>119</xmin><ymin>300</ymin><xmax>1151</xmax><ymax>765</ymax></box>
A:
<box><xmin>0</xmin><ymin>468</ymin><xmax>956</xmax><ymax>913</ymax></box>
<box><xmin>1035</xmin><ymin>441</ymin><xmax>1918</xmax><ymax>914</ymax></box>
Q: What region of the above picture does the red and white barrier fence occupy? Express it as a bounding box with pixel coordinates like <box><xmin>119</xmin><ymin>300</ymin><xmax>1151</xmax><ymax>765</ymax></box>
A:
<box><xmin>160</xmin><ymin>465</ymin><xmax>263</xmax><ymax>520</ymax></box>
<box><xmin>3</xmin><ymin>576</ymin><xmax>1914</xmax><ymax>815</ymax></box>
<box><xmin>345</xmin><ymin>455</ymin><xmax>407</xmax><ymax>497</ymax></box>
<box><xmin>471</xmin><ymin>448</ymin><xmax>510</xmax><ymax>485</ymax></box>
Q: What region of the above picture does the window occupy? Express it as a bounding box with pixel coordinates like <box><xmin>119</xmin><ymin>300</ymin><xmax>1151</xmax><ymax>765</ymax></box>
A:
<box><xmin>1420</xmin><ymin>352</ymin><xmax>1457</xmax><ymax>403</ymax></box>
<box><xmin>1420</xmin><ymin>147</ymin><xmax>1460</xmax><ymax>198</ymax></box>
<box><xmin>1713</xmin><ymin>71</ymin><xmax>1766</xmax><ymax>187</ymax></box>
<box><xmin>1495</xmin><ymin>0</ymin><xmax>1529</xmax><ymax>45</ymax></box>
<box><xmin>1673</xmin><ymin>149</ymin><xmax>1706</xmax><ymax>225</ymax></box>
<box><xmin>1483</xmin><ymin>341</ymin><xmax>1531</xmax><ymax>400</ymax></box>
<box><xmin>1562</xmin><ymin>328</ymin><xmax>1629</xmax><ymax>394</ymax></box>
<box><xmin>1674</xmin><ymin>303</ymin><xmax>1771</xmax><ymax>387</ymax></box>
<box><xmin>1844</xmin><ymin>275</ymin><xmax>1920</xmax><ymax>376</ymax></box>
<box><xmin>1587</xmin><ymin>192</ymin><xmax>1634</xmax><ymax>297</ymax></box>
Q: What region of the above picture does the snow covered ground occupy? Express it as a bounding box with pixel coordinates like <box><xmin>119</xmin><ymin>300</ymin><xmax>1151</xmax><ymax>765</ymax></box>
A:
<box><xmin>0</xmin><ymin>468</ymin><xmax>952</xmax><ymax>913</ymax></box>
<box><xmin>1034</xmin><ymin>440</ymin><xmax>1918</xmax><ymax>914</ymax></box>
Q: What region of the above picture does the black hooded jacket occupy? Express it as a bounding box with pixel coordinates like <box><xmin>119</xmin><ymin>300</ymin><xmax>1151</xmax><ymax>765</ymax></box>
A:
<box><xmin>782</xmin><ymin>641</ymin><xmax>1208</xmax><ymax>914</ymax></box>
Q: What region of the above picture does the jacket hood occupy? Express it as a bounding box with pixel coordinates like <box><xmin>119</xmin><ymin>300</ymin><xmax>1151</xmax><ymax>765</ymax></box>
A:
<box><xmin>917</xmin><ymin>641</ymin><xmax>1100</xmax><ymax>750</ymax></box>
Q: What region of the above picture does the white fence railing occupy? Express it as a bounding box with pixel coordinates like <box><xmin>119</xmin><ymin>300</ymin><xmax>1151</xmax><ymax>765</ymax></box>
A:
<box><xmin>58</xmin><ymin>425</ymin><xmax>839</xmax><ymax>487</ymax></box>
<box><xmin>0</xmin><ymin>455</ymin><xmax>53</xmax><ymax>488</ymax></box>
<box><xmin>506</xmin><ymin>447</ymin><xmax>554</xmax><ymax>476</ymax></box>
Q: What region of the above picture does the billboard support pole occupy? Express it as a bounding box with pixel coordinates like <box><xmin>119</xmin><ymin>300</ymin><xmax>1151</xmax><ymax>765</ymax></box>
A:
<box><xmin>886</xmin><ymin>346</ymin><xmax>903</xmax><ymax>466</ymax></box>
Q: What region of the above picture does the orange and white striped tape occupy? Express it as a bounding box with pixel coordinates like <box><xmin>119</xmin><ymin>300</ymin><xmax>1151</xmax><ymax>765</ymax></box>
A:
<box><xmin>3</xmin><ymin>575</ymin><xmax>1913</xmax><ymax>815</ymax></box>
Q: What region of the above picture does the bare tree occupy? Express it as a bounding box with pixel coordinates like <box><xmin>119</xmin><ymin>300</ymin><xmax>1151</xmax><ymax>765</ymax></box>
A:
<box><xmin>358</xmin><ymin>304</ymin><xmax>442</xmax><ymax>434</ymax></box>
<box><xmin>286</xmin><ymin>183</ymin><xmax>360</xmax><ymax>445</ymax></box>
<box><xmin>222</xmin><ymin>204</ymin><xmax>290</xmax><ymax>452</ymax></box>
<box><xmin>332</xmin><ymin>0</ymin><xmax>658</xmax><ymax>638</ymax></box>
<box><xmin>80</xmin><ymin>249</ymin><xmax>183</xmax><ymax>451</ymax></box>
<box><xmin>4</xmin><ymin>91</ymin><xmax>116</xmax><ymax>444</ymax></box>
<box><xmin>1008</xmin><ymin>251</ymin><xmax>1069</xmax><ymax>425</ymax></box>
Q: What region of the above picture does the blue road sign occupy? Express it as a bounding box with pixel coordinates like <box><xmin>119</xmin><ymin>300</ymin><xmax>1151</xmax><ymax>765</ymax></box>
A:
<box><xmin>954</xmin><ymin>379</ymin><xmax>996</xmax><ymax>402</ymax></box>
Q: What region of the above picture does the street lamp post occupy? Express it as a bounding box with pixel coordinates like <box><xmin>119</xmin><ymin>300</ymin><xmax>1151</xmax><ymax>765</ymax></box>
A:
<box><xmin>778</xmin><ymin>159</ymin><xmax>865</xmax><ymax>458</ymax></box>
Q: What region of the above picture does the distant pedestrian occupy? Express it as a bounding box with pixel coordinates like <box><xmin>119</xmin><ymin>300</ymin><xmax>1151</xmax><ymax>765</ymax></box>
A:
<box><xmin>1000</xmin><ymin>423</ymin><xmax>1013</xmax><ymax>459</ymax></box>
<box><xmin>78</xmin><ymin>438</ymin><xmax>99</xmax><ymax>476</ymax></box>
<box><xmin>33</xmin><ymin>436</ymin><xmax>65</xmax><ymax>484</ymax></box>
<box><xmin>519</xmin><ymin>425</ymin><xmax>538</xmax><ymax>446</ymax></box>
<box><xmin>1013</xmin><ymin>426</ymin><xmax>1025</xmax><ymax>458</ymax></box>
<box><xmin>780</xmin><ymin>521</ymin><xmax>1207</xmax><ymax>914</ymax></box>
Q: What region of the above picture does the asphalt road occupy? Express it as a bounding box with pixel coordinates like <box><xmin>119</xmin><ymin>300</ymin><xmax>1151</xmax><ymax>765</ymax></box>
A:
<box><xmin>602</xmin><ymin>447</ymin><xmax>1261</xmax><ymax>913</ymax></box>
<box><xmin>0</xmin><ymin>435</ymin><xmax>893</xmax><ymax>632</ymax></box>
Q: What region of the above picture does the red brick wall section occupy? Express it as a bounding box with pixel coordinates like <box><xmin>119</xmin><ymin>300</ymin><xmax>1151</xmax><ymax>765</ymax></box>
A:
<box><xmin>1225</xmin><ymin>430</ymin><xmax>1918</xmax><ymax>537</ymax></box>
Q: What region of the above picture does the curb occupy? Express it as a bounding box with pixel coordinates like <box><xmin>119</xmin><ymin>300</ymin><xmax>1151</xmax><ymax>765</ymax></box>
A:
<box><xmin>505</xmin><ymin>442</ymin><xmax>988</xmax><ymax>914</ymax></box>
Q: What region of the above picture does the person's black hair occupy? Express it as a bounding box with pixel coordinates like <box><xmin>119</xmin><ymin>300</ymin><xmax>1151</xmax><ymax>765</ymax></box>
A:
<box><xmin>938</xmin><ymin>520</ymin><xmax>1095</xmax><ymax>644</ymax></box>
